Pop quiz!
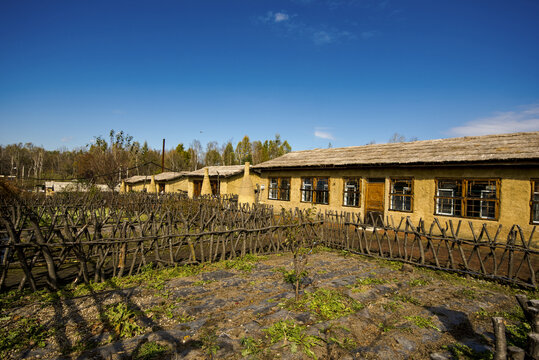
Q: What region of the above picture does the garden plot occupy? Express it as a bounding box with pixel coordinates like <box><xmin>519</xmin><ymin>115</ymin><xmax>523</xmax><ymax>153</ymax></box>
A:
<box><xmin>0</xmin><ymin>249</ymin><xmax>531</xmax><ymax>360</ymax></box>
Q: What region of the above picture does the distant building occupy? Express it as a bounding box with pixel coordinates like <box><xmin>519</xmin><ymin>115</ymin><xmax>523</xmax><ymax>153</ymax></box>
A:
<box><xmin>123</xmin><ymin>172</ymin><xmax>188</xmax><ymax>193</ymax></box>
<box><xmin>121</xmin><ymin>166</ymin><xmax>260</xmax><ymax>198</ymax></box>
<box><xmin>44</xmin><ymin>181</ymin><xmax>111</xmax><ymax>194</ymax></box>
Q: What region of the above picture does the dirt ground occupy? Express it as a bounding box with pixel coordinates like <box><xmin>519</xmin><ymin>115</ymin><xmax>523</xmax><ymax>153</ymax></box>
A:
<box><xmin>0</xmin><ymin>249</ymin><xmax>533</xmax><ymax>360</ymax></box>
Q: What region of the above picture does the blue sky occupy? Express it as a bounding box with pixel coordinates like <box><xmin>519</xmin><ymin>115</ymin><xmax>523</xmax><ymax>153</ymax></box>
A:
<box><xmin>1</xmin><ymin>0</ymin><xmax>538</xmax><ymax>151</ymax></box>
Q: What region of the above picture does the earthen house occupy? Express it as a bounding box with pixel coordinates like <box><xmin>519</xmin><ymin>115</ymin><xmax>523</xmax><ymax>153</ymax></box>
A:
<box><xmin>252</xmin><ymin>131</ymin><xmax>539</xmax><ymax>238</ymax></box>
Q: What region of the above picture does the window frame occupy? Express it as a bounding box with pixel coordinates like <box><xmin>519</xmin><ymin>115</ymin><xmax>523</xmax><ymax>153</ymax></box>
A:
<box><xmin>389</xmin><ymin>178</ymin><xmax>413</xmax><ymax>212</ymax></box>
<box><xmin>343</xmin><ymin>177</ymin><xmax>361</xmax><ymax>207</ymax></box>
<box><xmin>531</xmin><ymin>179</ymin><xmax>539</xmax><ymax>225</ymax></box>
<box><xmin>267</xmin><ymin>177</ymin><xmax>291</xmax><ymax>201</ymax></box>
<box><xmin>301</xmin><ymin>177</ymin><xmax>330</xmax><ymax>205</ymax></box>
<box><xmin>434</xmin><ymin>178</ymin><xmax>500</xmax><ymax>220</ymax></box>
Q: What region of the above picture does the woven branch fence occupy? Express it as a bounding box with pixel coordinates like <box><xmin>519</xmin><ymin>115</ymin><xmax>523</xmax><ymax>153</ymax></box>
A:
<box><xmin>320</xmin><ymin>211</ymin><xmax>538</xmax><ymax>289</ymax></box>
<box><xmin>0</xmin><ymin>190</ymin><xmax>538</xmax><ymax>292</ymax></box>
<box><xmin>0</xmin><ymin>191</ymin><xmax>321</xmax><ymax>292</ymax></box>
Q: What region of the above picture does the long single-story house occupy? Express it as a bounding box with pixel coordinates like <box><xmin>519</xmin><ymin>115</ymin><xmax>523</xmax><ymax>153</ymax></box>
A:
<box><xmin>122</xmin><ymin>166</ymin><xmax>262</xmax><ymax>198</ymax></box>
<box><xmin>124</xmin><ymin>172</ymin><xmax>188</xmax><ymax>193</ymax></box>
<box><xmin>252</xmin><ymin>131</ymin><xmax>539</xmax><ymax>238</ymax></box>
<box><xmin>185</xmin><ymin>165</ymin><xmax>261</xmax><ymax>199</ymax></box>
<box><xmin>44</xmin><ymin>181</ymin><xmax>111</xmax><ymax>194</ymax></box>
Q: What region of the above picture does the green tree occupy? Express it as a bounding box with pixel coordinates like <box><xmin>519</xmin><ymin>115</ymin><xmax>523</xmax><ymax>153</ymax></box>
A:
<box><xmin>235</xmin><ymin>136</ymin><xmax>252</xmax><ymax>164</ymax></box>
<box><xmin>205</xmin><ymin>141</ymin><xmax>222</xmax><ymax>166</ymax></box>
<box><xmin>222</xmin><ymin>141</ymin><xmax>236</xmax><ymax>165</ymax></box>
<box><xmin>166</xmin><ymin>143</ymin><xmax>190</xmax><ymax>171</ymax></box>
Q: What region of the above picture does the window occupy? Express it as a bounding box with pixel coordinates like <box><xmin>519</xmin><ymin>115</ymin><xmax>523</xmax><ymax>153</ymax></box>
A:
<box><xmin>390</xmin><ymin>179</ymin><xmax>413</xmax><ymax>212</ymax></box>
<box><xmin>532</xmin><ymin>180</ymin><xmax>539</xmax><ymax>224</ymax></box>
<box><xmin>435</xmin><ymin>180</ymin><xmax>462</xmax><ymax>216</ymax></box>
<box><xmin>301</xmin><ymin>177</ymin><xmax>329</xmax><ymax>205</ymax></box>
<box><xmin>268</xmin><ymin>177</ymin><xmax>290</xmax><ymax>201</ymax></box>
<box><xmin>434</xmin><ymin>179</ymin><xmax>499</xmax><ymax>220</ymax></box>
<box><xmin>301</xmin><ymin>178</ymin><xmax>313</xmax><ymax>202</ymax></box>
<box><xmin>343</xmin><ymin>178</ymin><xmax>361</xmax><ymax>207</ymax></box>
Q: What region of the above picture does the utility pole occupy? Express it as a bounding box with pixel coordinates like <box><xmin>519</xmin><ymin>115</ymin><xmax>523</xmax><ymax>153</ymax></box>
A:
<box><xmin>161</xmin><ymin>138</ymin><xmax>165</xmax><ymax>173</ymax></box>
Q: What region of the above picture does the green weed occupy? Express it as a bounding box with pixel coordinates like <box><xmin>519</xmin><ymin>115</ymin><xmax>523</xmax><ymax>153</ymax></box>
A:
<box><xmin>200</xmin><ymin>326</ymin><xmax>219</xmax><ymax>359</ymax></box>
<box><xmin>355</xmin><ymin>277</ymin><xmax>387</xmax><ymax>286</ymax></box>
<box><xmin>329</xmin><ymin>336</ymin><xmax>357</xmax><ymax>350</ymax></box>
<box><xmin>0</xmin><ymin>317</ymin><xmax>51</xmax><ymax>357</ymax></box>
<box><xmin>241</xmin><ymin>336</ymin><xmax>264</xmax><ymax>357</ymax></box>
<box><xmin>444</xmin><ymin>343</ymin><xmax>493</xmax><ymax>360</ymax></box>
<box><xmin>506</xmin><ymin>322</ymin><xmax>531</xmax><ymax>349</ymax></box>
<box><xmin>378</xmin><ymin>321</ymin><xmax>396</xmax><ymax>333</ymax></box>
<box><xmin>409</xmin><ymin>278</ymin><xmax>430</xmax><ymax>287</ymax></box>
<box><xmin>291</xmin><ymin>288</ymin><xmax>364</xmax><ymax>320</ymax></box>
<box><xmin>279</xmin><ymin>268</ymin><xmax>309</xmax><ymax>285</ymax></box>
<box><xmin>105</xmin><ymin>302</ymin><xmax>144</xmax><ymax>339</ymax></box>
<box><xmin>474</xmin><ymin>306</ymin><xmax>524</xmax><ymax>322</ymax></box>
<box><xmin>392</xmin><ymin>293</ymin><xmax>421</xmax><ymax>306</ymax></box>
<box><xmin>263</xmin><ymin>319</ymin><xmax>321</xmax><ymax>359</ymax></box>
<box><xmin>218</xmin><ymin>253</ymin><xmax>264</xmax><ymax>273</ymax></box>
<box><xmin>457</xmin><ymin>288</ymin><xmax>477</xmax><ymax>299</ymax></box>
<box><xmin>146</xmin><ymin>303</ymin><xmax>176</xmax><ymax>319</ymax></box>
<box><xmin>405</xmin><ymin>315</ymin><xmax>440</xmax><ymax>331</ymax></box>
<box><xmin>193</xmin><ymin>279</ymin><xmax>215</xmax><ymax>286</ymax></box>
<box><xmin>383</xmin><ymin>301</ymin><xmax>403</xmax><ymax>312</ymax></box>
<box><xmin>134</xmin><ymin>341</ymin><xmax>170</xmax><ymax>360</ymax></box>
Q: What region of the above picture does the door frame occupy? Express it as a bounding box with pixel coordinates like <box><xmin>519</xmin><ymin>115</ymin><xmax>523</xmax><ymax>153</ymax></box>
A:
<box><xmin>365</xmin><ymin>178</ymin><xmax>385</xmax><ymax>225</ymax></box>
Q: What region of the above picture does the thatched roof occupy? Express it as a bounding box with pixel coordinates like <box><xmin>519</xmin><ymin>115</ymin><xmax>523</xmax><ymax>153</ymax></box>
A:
<box><xmin>187</xmin><ymin>165</ymin><xmax>245</xmax><ymax>178</ymax></box>
<box><xmin>124</xmin><ymin>172</ymin><xmax>187</xmax><ymax>184</ymax></box>
<box><xmin>252</xmin><ymin>132</ymin><xmax>539</xmax><ymax>169</ymax></box>
<box><xmin>155</xmin><ymin>171</ymin><xmax>188</xmax><ymax>181</ymax></box>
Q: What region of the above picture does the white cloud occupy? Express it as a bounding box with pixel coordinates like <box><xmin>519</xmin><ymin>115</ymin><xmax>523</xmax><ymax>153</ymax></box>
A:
<box><xmin>61</xmin><ymin>136</ymin><xmax>73</xmax><ymax>143</ymax></box>
<box><xmin>449</xmin><ymin>105</ymin><xmax>539</xmax><ymax>137</ymax></box>
<box><xmin>361</xmin><ymin>30</ymin><xmax>377</xmax><ymax>39</ymax></box>
<box><xmin>259</xmin><ymin>10</ymin><xmax>353</xmax><ymax>45</ymax></box>
<box><xmin>274</xmin><ymin>12</ymin><xmax>289</xmax><ymax>22</ymax></box>
<box><xmin>313</xmin><ymin>31</ymin><xmax>332</xmax><ymax>45</ymax></box>
<box><xmin>314</xmin><ymin>129</ymin><xmax>335</xmax><ymax>140</ymax></box>
<box><xmin>260</xmin><ymin>11</ymin><xmax>291</xmax><ymax>24</ymax></box>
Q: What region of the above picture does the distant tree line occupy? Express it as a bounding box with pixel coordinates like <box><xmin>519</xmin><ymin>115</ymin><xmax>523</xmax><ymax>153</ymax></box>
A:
<box><xmin>0</xmin><ymin>130</ymin><xmax>292</xmax><ymax>189</ymax></box>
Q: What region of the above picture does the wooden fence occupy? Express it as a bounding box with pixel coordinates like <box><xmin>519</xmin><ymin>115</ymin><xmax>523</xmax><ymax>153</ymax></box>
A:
<box><xmin>319</xmin><ymin>211</ymin><xmax>538</xmax><ymax>289</ymax></box>
<box><xmin>0</xmin><ymin>191</ymin><xmax>320</xmax><ymax>291</ymax></box>
<box><xmin>0</xmin><ymin>189</ymin><xmax>537</xmax><ymax>291</ymax></box>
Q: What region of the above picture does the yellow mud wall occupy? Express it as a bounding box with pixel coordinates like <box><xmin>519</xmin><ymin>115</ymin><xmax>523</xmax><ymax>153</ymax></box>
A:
<box><xmin>127</xmin><ymin>182</ymin><xmax>149</xmax><ymax>192</ymax></box>
<box><xmin>221</xmin><ymin>173</ymin><xmax>262</xmax><ymax>196</ymax></box>
<box><xmin>165</xmin><ymin>178</ymin><xmax>188</xmax><ymax>193</ymax></box>
<box><xmin>257</xmin><ymin>166</ymin><xmax>539</xmax><ymax>242</ymax></box>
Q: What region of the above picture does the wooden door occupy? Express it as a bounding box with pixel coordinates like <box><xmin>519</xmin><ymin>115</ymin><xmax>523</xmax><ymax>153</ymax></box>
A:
<box><xmin>193</xmin><ymin>180</ymin><xmax>202</xmax><ymax>197</ymax></box>
<box><xmin>210</xmin><ymin>180</ymin><xmax>220</xmax><ymax>196</ymax></box>
<box><xmin>365</xmin><ymin>179</ymin><xmax>385</xmax><ymax>225</ymax></box>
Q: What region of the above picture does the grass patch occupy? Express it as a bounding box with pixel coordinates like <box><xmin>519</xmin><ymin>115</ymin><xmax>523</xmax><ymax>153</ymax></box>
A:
<box><xmin>355</xmin><ymin>277</ymin><xmax>387</xmax><ymax>286</ymax></box>
<box><xmin>287</xmin><ymin>288</ymin><xmax>364</xmax><ymax>321</ymax></box>
<box><xmin>474</xmin><ymin>306</ymin><xmax>524</xmax><ymax>322</ymax></box>
<box><xmin>263</xmin><ymin>319</ymin><xmax>321</xmax><ymax>359</ymax></box>
<box><xmin>506</xmin><ymin>322</ymin><xmax>531</xmax><ymax>349</ymax></box>
<box><xmin>444</xmin><ymin>343</ymin><xmax>493</xmax><ymax>360</ymax></box>
<box><xmin>0</xmin><ymin>317</ymin><xmax>51</xmax><ymax>357</ymax></box>
<box><xmin>405</xmin><ymin>315</ymin><xmax>440</xmax><ymax>331</ymax></box>
<box><xmin>457</xmin><ymin>288</ymin><xmax>477</xmax><ymax>300</ymax></box>
<box><xmin>215</xmin><ymin>253</ymin><xmax>265</xmax><ymax>273</ymax></box>
<box><xmin>409</xmin><ymin>278</ymin><xmax>430</xmax><ymax>287</ymax></box>
<box><xmin>391</xmin><ymin>293</ymin><xmax>421</xmax><ymax>306</ymax></box>
<box><xmin>281</xmin><ymin>268</ymin><xmax>309</xmax><ymax>285</ymax></box>
<box><xmin>241</xmin><ymin>336</ymin><xmax>265</xmax><ymax>357</ymax></box>
<box><xmin>105</xmin><ymin>302</ymin><xmax>144</xmax><ymax>339</ymax></box>
<box><xmin>383</xmin><ymin>300</ymin><xmax>403</xmax><ymax>312</ymax></box>
<box><xmin>200</xmin><ymin>326</ymin><xmax>220</xmax><ymax>359</ymax></box>
<box><xmin>134</xmin><ymin>341</ymin><xmax>170</xmax><ymax>360</ymax></box>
